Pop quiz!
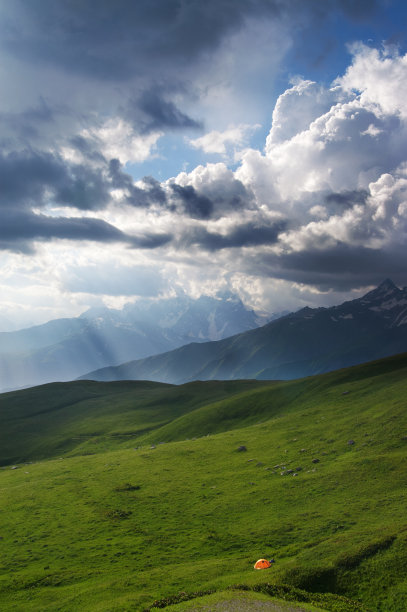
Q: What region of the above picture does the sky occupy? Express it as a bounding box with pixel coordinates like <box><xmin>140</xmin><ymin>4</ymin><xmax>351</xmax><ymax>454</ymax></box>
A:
<box><xmin>1</xmin><ymin>0</ymin><xmax>407</xmax><ymax>330</ymax></box>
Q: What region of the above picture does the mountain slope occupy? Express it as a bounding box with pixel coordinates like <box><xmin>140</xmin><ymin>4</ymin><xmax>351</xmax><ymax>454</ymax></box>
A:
<box><xmin>82</xmin><ymin>279</ymin><xmax>407</xmax><ymax>384</ymax></box>
<box><xmin>0</xmin><ymin>378</ymin><xmax>269</xmax><ymax>465</ymax></box>
<box><xmin>0</xmin><ymin>293</ymin><xmax>267</xmax><ymax>392</ymax></box>
<box><xmin>1</xmin><ymin>353</ymin><xmax>407</xmax><ymax>611</ymax></box>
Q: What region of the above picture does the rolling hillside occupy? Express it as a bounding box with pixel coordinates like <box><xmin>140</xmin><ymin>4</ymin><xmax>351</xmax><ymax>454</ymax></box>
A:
<box><xmin>81</xmin><ymin>279</ymin><xmax>407</xmax><ymax>385</ymax></box>
<box><xmin>1</xmin><ymin>354</ymin><xmax>407</xmax><ymax>610</ymax></box>
<box><xmin>0</xmin><ymin>378</ymin><xmax>268</xmax><ymax>466</ymax></box>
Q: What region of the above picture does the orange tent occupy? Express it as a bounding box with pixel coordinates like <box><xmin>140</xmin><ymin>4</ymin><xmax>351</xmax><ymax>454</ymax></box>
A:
<box><xmin>254</xmin><ymin>558</ymin><xmax>271</xmax><ymax>570</ymax></box>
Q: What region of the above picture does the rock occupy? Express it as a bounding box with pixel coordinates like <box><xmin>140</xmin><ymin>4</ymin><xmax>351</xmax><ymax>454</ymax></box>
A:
<box><xmin>295</xmin><ymin>467</ymin><xmax>302</xmax><ymax>471</ymax></box>
<box><xmin>299</xmin><ymin>449</ymin><xmax>307</xmax><ymax>453</ymax></box>
<box><xmin>256</xmin><ymin>462</ymin><xmax>265</xmax><ymax>467</ymax></box>
<box><xmin>348</xmin><ymin>440</ymin><xmax>355</xmax><ymax>446</ymax></box>
<box><xmin>342</xmin><ymin>390</ymin><xmax>350</xmax><ymax>395</ymax></box>
<box><xmin>237</xmin><ymin>445</ymin><xmax>247</xmax><ymax>452</ymax></box>
<box><xmin>312</xmin><ymin>458</ymin><xmax>320</xmax><ymax>464</ymax></box>
<box><xmin>286</xmin><ymin>469</ymin><xmax>294</xmax><ymax>474</ymax></box>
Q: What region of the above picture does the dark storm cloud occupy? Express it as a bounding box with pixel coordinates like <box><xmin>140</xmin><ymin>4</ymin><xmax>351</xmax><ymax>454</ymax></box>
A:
<box><xmin>170</xmin><ymin>184</ymin><xmax>214</xmax><ymax>220</ymax></box>
<box><xmin>0</xmin><ymin>150</ymin><xmax>111</xmax><ymax>210</ymax></box>
<box><xmin>1</xmin><ymin>0</ymin><xmax>383</xmax><ymax>138</ymax></box>
<box><xmin>70</xmin><ymin>136</ymin><xmax>106</xmax><ymax>164</ymax></box>
<box><xmin>56</xmin><ymin>166</ymin><xmax>112</xmax><ymax>211</ymax></box>
<box><xmin>0</xmin><ymin>150</ymin><xmax>165</xmax><ymax>213</ymax></box>
<box><xmin>0</xmin><ymin>208</ymin><xmax>173</xmax><ymax>253</ymax></box>
<box><xmin>135</xmin><ymin>89</ymin><xmax>202</xmax><ymax>133</ymax></box>
<box><xmin>130</xmin><ymin>232</ymin><xmax>173</xmax><ymax>249</ymax></box>
<box><xmin>4</xmin><ymin>0</ymin><xmax>279</xmax><ymax>81</ymax></box>
<box><xmin>141</xmin><ymin>176</ymin><xmax>167</xmax><ymax>206</ymax></box>
<box><xmin>324</xmin><ymin>189</ymin><xmax>369</xmax><ymax>210</ymax></box>
<box><xmin>0</xmin><ymin>151</ymin><xmax>173</xmax><ymax>251</ymax></box>
<box><xmin>185</xmin><ymin>220</ymin><xmax>287</xmax><ymax>250</ymax></box>
<box><xmin>108</xmin><ymin>159</ymin><xmax>167</xmax><ymax>207</ymax></box>
<box><xmin>0</xmin><ymin>150</ymin><xmax>65</xmax><ymax>204</ymax></box>
<box><xmin>6</xmin><ymin>0</ymin><xmax>382</xmax><ymax>80</ymax></box>
<box><xmin>0</xmin><ymin>210</ymin><xmax>129</xmax><ymax>253</ymax></box>
<box><xmin>251</xmin><ymin>242</ymin><xmax>407</xmax><ymax>291</ymax></box>
<box><xmin>170</xmin><ymin>176</ymin><xmax>254</xmax><ymax>219</ymax></box>
<box><xmin>0</xmin><ymin>99</ymin><xmax>55</xmax><ymax>142</ymax></box>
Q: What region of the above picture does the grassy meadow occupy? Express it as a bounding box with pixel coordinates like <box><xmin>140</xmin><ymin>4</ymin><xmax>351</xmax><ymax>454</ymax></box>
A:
<box><xmin>1</xmin><ymin>353</ymin><xmax>407</xmax><ymax>610</ymax></box>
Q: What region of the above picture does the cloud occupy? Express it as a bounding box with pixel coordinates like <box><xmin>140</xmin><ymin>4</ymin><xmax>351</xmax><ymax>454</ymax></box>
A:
<box><xmin>0</xmin><ymin>211</ymin><xmax>131</xmax><ymax>253</ymax></box>
<box><xmin>135</xmin><ymin>89</ymin><xmax>203</xmax><ymax>133</ymax></box>
<box><xmin>108</xmin><ymin>160</ymin><xmax>168</xmax><ymax>208</ymax></box>
<box><xmin>189</xmin><ymin>124</ymin><xmax>258</xmax><ymax>155</ymax></box>
<box><xmin>0</xmin><ymin>149</ymin><xmax>174</xmax><ymax>252</ymax></box>
<box><xmin>337</xmin><ymin>43</ymin><xmax>407</xmax><ymax>119</ymax></box>
<box><xmin>3</xmin><ymin>1</ymin><xmax>381</xmax><ymax>80</ymax></box>
<box><xmin>169</xmin><ymin>162</ymin><xmax>256</xmax><ymax>219</ymax></box>
<box><xmin>250</xmin><ymin>242</ymin><xmax>407</xmax><ymax>292</ymax></box>
<box><xmin>184</xmin><ymin>220</ymin><xmax>287</xmax><ymax>251</ymax></box>
<box><xmin>0</xmin><ymin>0</ymin><xmax>383</xmax><ymax>154</ymax></box>
<box><xmin>186</xmin><ymin>45</ymin><xmax>407</xmax><ymax>293</ymax></box>
<box><xmin>170</xmin><ymin>184</ymin><xmax>214</xmax><ymax>220</ymax></box>
<box><xmin>63</xmin><ymin>264</ymin><xmax>164</xmax><ymax>296</ymax></box>
<box><xmin>81</xmin><ymin>118</ymin><xmax>162</xmax><ymax>165</ymax></box>
<box><xmin>0</xmin><ymin>208</ymin><xmax>173</xmax><ymax>254</ymax></box>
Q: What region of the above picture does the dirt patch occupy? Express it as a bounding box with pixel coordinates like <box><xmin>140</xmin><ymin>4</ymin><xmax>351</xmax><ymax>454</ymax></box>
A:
<box><xmin>187</xmin><ymin>599</ymin><xmax>314</xmax><ymax>611</ymax></box>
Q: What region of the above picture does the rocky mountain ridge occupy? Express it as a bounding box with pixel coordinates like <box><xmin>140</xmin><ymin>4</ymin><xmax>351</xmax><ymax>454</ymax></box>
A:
<box><xmin>0</xmin><ymin>293</ymin><xmax>270</xmax><ymax>391</ymax></box>
<box><xmin>81</xmin><ymin>279</ymin><xmax>407</xmax><ymax>384</ymax></box>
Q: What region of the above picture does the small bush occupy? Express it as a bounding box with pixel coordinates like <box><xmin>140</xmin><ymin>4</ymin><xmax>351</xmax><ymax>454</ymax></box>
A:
<box><xmin>114</xmin><ymin>483</ymin><xmax>141</xmax><ymax>492</ymax></box>
<box><xmin>105</xmin><ymin>509</ymin><xmax>132</xmax><ymax>519</ymax></box>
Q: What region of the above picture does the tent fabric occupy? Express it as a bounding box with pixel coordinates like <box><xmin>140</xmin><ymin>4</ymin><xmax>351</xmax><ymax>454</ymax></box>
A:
<box><xmin>254</xmin><ymin>558</ymin><xmax>271</xmax><ymax>570</ymax></box>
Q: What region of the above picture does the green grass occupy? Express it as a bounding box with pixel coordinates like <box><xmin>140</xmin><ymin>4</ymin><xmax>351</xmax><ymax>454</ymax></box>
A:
<box><xmin>0</xmin><ymin>353</ymin><xmax>407</xmax><ymax>610</ymax></box>
<box><xmin>0</xmin><ymin>378</ymin><xmax>270</xmax><ymax>465</ymax></box>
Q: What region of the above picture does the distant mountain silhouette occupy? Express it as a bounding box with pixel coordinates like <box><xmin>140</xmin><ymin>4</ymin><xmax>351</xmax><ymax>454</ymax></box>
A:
<box><xmin>0</xmin><ymin>294</ymin><xmax>270</xmax><ymax>391</ymax></box>
<box><xmin>81</xmin><ymin>280</ymin><xmax>407</xmax><ymax>384</ymax></box>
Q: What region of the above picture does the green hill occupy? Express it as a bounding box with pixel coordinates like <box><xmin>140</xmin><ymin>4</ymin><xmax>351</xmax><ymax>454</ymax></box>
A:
<box><xmin>0</xmin><ymin>378</ymin><xmax>268</xmax><ymax>465</ymax></box>
<box><xmin>1</xmin><ymin>354</ymin><xmax>407</xmax><ymax>610</ymax></box>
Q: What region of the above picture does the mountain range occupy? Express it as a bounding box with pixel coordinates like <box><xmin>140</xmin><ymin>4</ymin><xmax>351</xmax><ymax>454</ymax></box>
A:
<box><xmin>81</xmin><ymin>279</ymin><xmax>407</xmax><ymax>384</ymax></box>
<box><xmin>0</xmin><ymin>293</ymin><xmax>270</xmax><ymax>392</ymax></box>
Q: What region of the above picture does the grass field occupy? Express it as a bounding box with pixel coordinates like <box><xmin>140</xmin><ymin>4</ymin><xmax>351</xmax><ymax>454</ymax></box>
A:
<box><xmin>1</xmin><ymin>353</ymin><xmax>407</xmax><ymax>610</ymax></box>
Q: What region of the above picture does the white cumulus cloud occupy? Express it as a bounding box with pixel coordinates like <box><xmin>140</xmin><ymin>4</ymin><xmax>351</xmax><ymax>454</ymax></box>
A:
<box><xmin>188</xmin><ymin>124</ymin><xmax>259</xmax><ymax>156</ymax></box>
